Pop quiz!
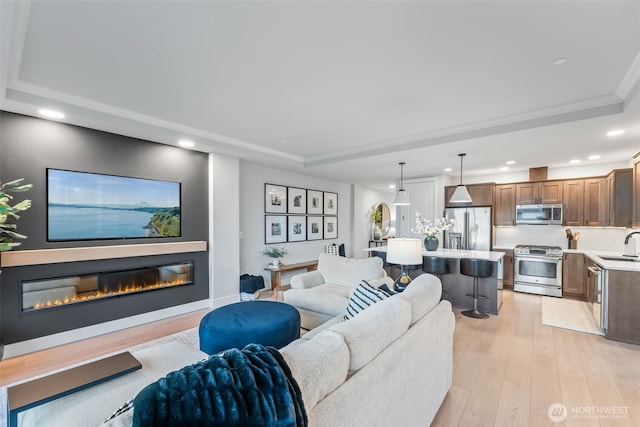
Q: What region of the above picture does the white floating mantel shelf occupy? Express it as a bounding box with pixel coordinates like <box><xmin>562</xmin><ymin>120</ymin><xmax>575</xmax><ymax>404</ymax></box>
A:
<box><xmin>0</xmin><ymin>241</ymin><xmax>208</xmax><ymax>267</ymax></box>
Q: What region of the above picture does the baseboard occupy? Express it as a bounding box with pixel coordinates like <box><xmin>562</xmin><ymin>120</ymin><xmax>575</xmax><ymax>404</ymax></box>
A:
<box><xmin>2</xmin><ymin>299</ymin><xmax>213</xmax><ymax>359</ymax></box>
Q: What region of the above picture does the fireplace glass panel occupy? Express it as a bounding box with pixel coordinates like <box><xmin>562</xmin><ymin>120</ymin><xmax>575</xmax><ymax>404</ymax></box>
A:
<box><xmin>21</xmin><ymin>262</ymin><xmax>193</xmax><ymax>312</ymax></box>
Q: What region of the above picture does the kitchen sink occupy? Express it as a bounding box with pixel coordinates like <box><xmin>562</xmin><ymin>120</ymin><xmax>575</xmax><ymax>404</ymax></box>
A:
<box><xmin>597</xmin><ymin>255</ymin><xmax>640</xmax><ymax>262</ymax></box>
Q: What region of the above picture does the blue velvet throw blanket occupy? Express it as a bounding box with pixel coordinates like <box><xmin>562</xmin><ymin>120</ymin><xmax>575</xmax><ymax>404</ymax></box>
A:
<box><xmin>132</xmin><ymin>344</ymin><xmax>307</xmax><ymax>427</ymax></box>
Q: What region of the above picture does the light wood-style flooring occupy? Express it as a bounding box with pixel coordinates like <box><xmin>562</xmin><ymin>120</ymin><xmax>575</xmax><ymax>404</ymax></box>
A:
<box><xmin>432</xmin><ymin>290</ymin><xmax>640</xmax><ymax>427</ymax></box>
<box><xmin>1</xmin><ymin>290</ymin><xmax>639</xmax><ymax>426</ymax></box>
<box><xmin>0</xmin><ymin>308</ymin><xmax>211</xmax><ymax>387</ymax></box>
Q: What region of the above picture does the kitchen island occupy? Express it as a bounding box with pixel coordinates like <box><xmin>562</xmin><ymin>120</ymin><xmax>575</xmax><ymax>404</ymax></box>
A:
<box><xmin>568</xmin><ymin>249</ymin><xmax>640</xmax><ymax>345</ymax></box>
<box><xmin>367</xmin><ymin>247</ymin><xmax>505</xmax><ymax>315</ymax></box>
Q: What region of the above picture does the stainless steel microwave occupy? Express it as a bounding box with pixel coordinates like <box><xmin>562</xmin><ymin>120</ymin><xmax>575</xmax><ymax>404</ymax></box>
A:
<box><xmin>515</xmin><ymin>204</ymin><xmax>563</xmax><ymax>225</ymax></box>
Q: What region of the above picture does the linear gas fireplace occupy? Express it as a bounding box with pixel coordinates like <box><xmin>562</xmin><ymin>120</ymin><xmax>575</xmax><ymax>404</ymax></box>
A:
<box><xmin>1</xmin><ymin>242</ymin><xmax>209</xmax><ymax>348</ymax></box>
<box><xmin>21</xmin><ymin>262</ymin><xmax>193</xmax><ymax>312</ymax></box>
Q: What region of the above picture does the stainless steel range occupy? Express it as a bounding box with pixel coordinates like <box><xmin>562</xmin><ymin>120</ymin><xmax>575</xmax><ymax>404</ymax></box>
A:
<box><xmin>514</xmin><ymin>244</ymin><xmax>563</xmax><ymax>297</ymax></box>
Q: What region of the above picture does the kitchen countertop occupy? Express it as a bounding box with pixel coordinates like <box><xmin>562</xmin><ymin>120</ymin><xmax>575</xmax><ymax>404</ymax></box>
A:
<box><xmin>365</xmin><ymin>247</ymin><xmax>505</xmax><ymax>262</ymax></box>
<box><xmin>564</xmin><ymin>249</ymin><xmax>640</xmax><ymax>272</ymax></box>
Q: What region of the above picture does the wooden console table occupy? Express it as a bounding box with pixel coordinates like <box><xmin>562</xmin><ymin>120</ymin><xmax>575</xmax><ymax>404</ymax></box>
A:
<box><xmin>266</xmin><ymin>260</ymin><xmax>318</xmax><ymax>291</ymax></box>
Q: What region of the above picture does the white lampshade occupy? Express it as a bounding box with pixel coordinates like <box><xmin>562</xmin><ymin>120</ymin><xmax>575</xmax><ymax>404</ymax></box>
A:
<box><xmin>392</xmin><ymin>189</ymin><xmax>411</xmax><ymax>206</ymax></box>
<box><xmin>386</xmin><ymin>238</ymin><xmax>423</xmax><ymax>265</ymax></box>
<box><xmin>449</xmin><ymin>184</ymin><xmax>472</xmax><ymax>203</ymax></box>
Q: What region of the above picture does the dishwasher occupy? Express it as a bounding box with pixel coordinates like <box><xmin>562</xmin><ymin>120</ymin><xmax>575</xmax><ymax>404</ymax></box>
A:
<box><xmin>586</xmin><ymin>261</ymin><xmax>607</xmax><ymax>332</ymax></box>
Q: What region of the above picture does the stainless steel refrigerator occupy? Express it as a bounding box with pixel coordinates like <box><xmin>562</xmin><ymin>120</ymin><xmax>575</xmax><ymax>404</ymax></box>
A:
<box><xmin>444</xmin><ymin>207</ymin><xmax>492</xmax><ymax>251</ymax></box>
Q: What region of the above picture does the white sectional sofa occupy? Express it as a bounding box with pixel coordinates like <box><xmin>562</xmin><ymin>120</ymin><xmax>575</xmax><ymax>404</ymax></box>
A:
<box><xmin>16</xmin><ymin>273</ymin><xmax>453</xmax><ymax>427</ymax></box>
<box><xmin>281</xmin><ymin>273</ymin><xmax>455</xmax><ymax>426</ymax></box>
<box><xmin>283</xmin><ymin>253</ymin><xmax>392</xmax><ymax>329</ymax></box>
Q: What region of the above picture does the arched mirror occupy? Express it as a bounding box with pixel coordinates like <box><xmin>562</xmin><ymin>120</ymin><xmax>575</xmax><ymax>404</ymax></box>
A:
<box><xmin>370</xmin><ymin>202</ymin><xmax>391</xmax><ymax>240</ymax></box>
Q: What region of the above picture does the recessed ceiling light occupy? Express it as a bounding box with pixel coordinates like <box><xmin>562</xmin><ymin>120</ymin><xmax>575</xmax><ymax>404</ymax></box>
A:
<box><xmin>38</xmin><ymin>109</ymin><xmax>65</xmax><ymax>119</ymax></box>
<box><xmin>388</xmin><ymin>184</ymin><xmax>396</xmax><ymax>189</ymax></box>
<box><xmin>606</xmin><ymin>129</ymin><xmax>625</xmax><ymax>137</ymax></box>
<box><xmin>552</xmin><ymin>57</ymin><xmax>567</xmax><ymax>66</ymax></box>
<box><xmin>588</xmin><ymin>154</ymin><xmax>601</xmax><ymax>160</ymax></box>
<box><xmin>280</xmin><ymin>139</ymin><xmax>287</xmax><ymax>143</ymax></box>
<box><xmin>569</xmin><ymin>159</ymin><xmax>581</xmax><ymax>164</ymax></box>
<box><xmin>178</xmin><ymin>140</ymin><xmax>195</xmax><ymax>148</ymax></box>
<box><xmin>444</xmin><ymin>168</ymin><xmax>453</xmax><ymax>172</ymax></box>
<box><xmin>505</xmin><ymin>160</ymin><xmax>515</xmax><ymax>165</ymax></box>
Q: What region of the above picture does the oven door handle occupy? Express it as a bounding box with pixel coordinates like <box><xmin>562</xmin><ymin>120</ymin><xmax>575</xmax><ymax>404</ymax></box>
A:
<box><xmin>515</xmin><ymin>255</ymin><xmax>562</xmax><ymax>261</ymax></box>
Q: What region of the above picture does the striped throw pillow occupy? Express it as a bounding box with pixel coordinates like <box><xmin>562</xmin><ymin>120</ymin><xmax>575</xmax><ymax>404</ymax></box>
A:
<box><xmin>344</xmin><ymin>280</ymin><xmax>393</xmax><ymax>321</ymax></box>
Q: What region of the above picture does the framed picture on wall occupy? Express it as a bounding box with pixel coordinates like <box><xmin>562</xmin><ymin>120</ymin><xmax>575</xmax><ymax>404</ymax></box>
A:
<box><xmin>265</xmin><ymin>184</ymin><xmax>287</xmax><ymax>213</ymax></box>
<box><xmin>307</xmin><ymin>216</ymin><xmax>323</xmax><ymax>240</ymax></box>
<box><xmin>287</xmin><ymin>187</ymin><xmax>306</xmax><ymax>214</ymax></box>
<box><xmin>307</xmin><ymin>190</ymin><xmax>323</xmax><ymax>215</ymax></box>
<box><xmin>323</xmin><ymin>192</ymin><xmax>338</xmax><ymax>215</ymax></box>
<box><xmin>324</xmin><ymin>216</ymin><xmax>338</xmax><ymax>239</ymax></box>
<box><xmin>288</xmin><ymin>215</ymin><xmax>307</xmax><ymax>242</ymax></box>
<box><xmin>265</xmin><ymin>215</ymin><xmax>287</xmax><ymax>244</ymax></box>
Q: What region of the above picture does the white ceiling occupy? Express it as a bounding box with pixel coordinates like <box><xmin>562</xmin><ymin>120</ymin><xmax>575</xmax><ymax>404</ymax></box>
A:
<box><xmin>1</xmin><ymin>1</ymin><xmax>639</xmax><ymax>191</ymax></box>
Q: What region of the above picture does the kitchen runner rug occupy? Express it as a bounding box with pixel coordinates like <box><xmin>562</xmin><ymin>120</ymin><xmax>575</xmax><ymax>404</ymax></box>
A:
<box><xmin>541</xmin><ymin>297</ymin><xmax>604</xmax><ymax>336</ymax></box>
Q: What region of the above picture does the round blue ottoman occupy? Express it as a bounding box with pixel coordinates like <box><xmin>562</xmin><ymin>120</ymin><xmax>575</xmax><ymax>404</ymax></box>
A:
<box><xmin>199</xmin><ymin>300</ymin><xmax>301</xmax><ymax>355</ymax></box>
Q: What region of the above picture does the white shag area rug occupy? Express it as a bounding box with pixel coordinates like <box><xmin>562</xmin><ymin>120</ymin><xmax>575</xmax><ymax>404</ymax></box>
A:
<box><xmin>0</xmin><ymin>327</ymin><xmax>199</xmax><ymax>427</ymax></box>
<box><xmin>541</xmin><ymin>297</ymin><xmax>604</xmax><ymax>336</ymax></box>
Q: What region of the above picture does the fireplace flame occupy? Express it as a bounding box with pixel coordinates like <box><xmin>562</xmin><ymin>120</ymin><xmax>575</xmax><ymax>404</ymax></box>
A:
<box><xmin>31</xmin><ymin>279</ymin><xmax>189</xmax><ymax>311</ymax></box>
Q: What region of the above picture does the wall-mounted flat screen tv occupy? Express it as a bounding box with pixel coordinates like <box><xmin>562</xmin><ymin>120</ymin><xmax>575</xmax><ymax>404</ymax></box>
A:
<box><xmin>47</xmin><ymin>169</ymin><xmax>181</xmax><ymax>241</ymax></box>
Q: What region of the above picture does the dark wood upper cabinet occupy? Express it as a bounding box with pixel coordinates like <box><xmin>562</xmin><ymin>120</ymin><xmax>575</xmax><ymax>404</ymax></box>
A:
<box><xmin>538</xmin><ymin>181</ymin><xmax>563</xmax><ymax>204</ymax></box>
<box><xmin>443</xmin><ymin>161</ymin><xmax>632</xmax><ymax>228</ymax></box>
<box><xmin>444</xmin><ymin>183</ymin><xmax>494</xmax><ymax>207</ymax></box>
<box><xmin>515</xmin><ymin>181</ymin><xmax>562</xmax><ymax>204</ymax></box>
<box><xmin>605</xmin><ymin>169</ymin><xmax>632</xmax><ymax>227</ymax></box>
<box><xmin>494</xmin><ymin>184</ymin><xmax>516</xmax><ymax>226</ymax></box>
<box><xmin>584</xmin><ymin>178</ymin><xmax>607</xmax><ymax>226</ymax></box>
<box><xmin>563</xmin><ymin>179</ymin><xmax>585</xmax><ymax>226</ymax></box>
<box><xmin>515</xmin><ymin>182</ymin><xmax>537</xmax><ymax>204</ymax></box>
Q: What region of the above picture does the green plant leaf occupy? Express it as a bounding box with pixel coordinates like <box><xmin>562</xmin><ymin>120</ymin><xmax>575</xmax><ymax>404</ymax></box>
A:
<box><xmin>0</xmin><ymin>242</ymin><xmax>21</xmax><ymax>251</ymax></box>
<box><xmin>1</xmin><ymin>229</ymin><xmax>27</xmax><ymax>239</ymax></box>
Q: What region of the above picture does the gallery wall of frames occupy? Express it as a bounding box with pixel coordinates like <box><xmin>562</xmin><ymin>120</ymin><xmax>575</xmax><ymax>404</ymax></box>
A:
<box><xmin>264</xmin><ymin>183</ymin><xmax>338</xmax><ymax>244</ymax></box>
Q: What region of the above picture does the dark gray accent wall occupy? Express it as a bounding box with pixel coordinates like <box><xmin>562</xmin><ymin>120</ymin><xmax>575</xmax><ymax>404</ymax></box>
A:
<box><xmin>0</xmin><ymin>111</ymin><xmax>210</xmax><ymax>345</ymax></box>
<box><xmin>0</xmin><ymin>111</ymin><xmax>209</xmax><ymax>248</ymax></box>
<box><xmin>1</xmin><ymin>252</ymin><xmax>209</xmax><ymax>343</ymax></box>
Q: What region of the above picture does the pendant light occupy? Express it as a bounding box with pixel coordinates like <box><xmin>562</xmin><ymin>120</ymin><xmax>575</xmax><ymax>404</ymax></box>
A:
<box><xmin>393</xmin><ymin>162</ymin><xmax>411</xmax><ymax>206</ymax></box>
<box><xmin>449</xmin><ymin>153</ymin><xmax>472</xmax><ymax>203</ymax></box>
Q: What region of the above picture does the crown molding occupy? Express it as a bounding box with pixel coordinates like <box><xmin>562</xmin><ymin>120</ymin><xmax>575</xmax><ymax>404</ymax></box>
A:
<box><xmin>304</xmin><ymin>95</ymin><xmax>624</xmax><ymax>167</ymax></box>
<box><xmin>1</xmin><ymin>0</ymin><xmax>636</xmax><ymax>170</ymax></box>
<box><xmin>5</xmin><ymin>80</ymin><xmax>305</xmax><ymax>163</ymax></box>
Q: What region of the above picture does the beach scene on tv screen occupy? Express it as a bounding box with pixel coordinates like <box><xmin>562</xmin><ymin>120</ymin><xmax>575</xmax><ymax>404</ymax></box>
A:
<box><xmin>48</xmin><ymin>169</ymin><xmax>181</xmax><ymax>240</ymax></box>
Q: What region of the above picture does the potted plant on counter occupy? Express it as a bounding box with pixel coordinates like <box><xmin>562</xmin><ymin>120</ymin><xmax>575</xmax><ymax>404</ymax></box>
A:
<box><xmin>261</xmin><ymin>245</ymin><xmax>289</xmax><ymax>269</ymax></box>
<box><xmin>413</xmin><ymin>212</ymin><xmax>454</xmax><ymax>251</ymax></box>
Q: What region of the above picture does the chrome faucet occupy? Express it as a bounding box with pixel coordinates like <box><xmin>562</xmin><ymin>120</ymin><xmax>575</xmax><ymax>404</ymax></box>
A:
<box><xmin>624</xmin><ymin>231</ymin><xmax>640</xmax><ymax>244</ymax></box>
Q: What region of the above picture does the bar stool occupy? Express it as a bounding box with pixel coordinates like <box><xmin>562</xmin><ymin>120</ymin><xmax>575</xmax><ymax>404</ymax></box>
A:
<box><xmin>460</xmin><ymin>258</ymin><xmax>493</xmax><ymax>319</ymax></box>
<box><xmin>422</xmin><ymin>256</ymin><xmax>450</xmax><ymax>295</ymax></box>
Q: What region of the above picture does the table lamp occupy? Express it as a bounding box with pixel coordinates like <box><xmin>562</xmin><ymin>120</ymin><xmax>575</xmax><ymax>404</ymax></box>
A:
<box><xmin>386</xmin><ymin>238</ymin><xmax>423</xmax><ymax>292</ymax></box>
